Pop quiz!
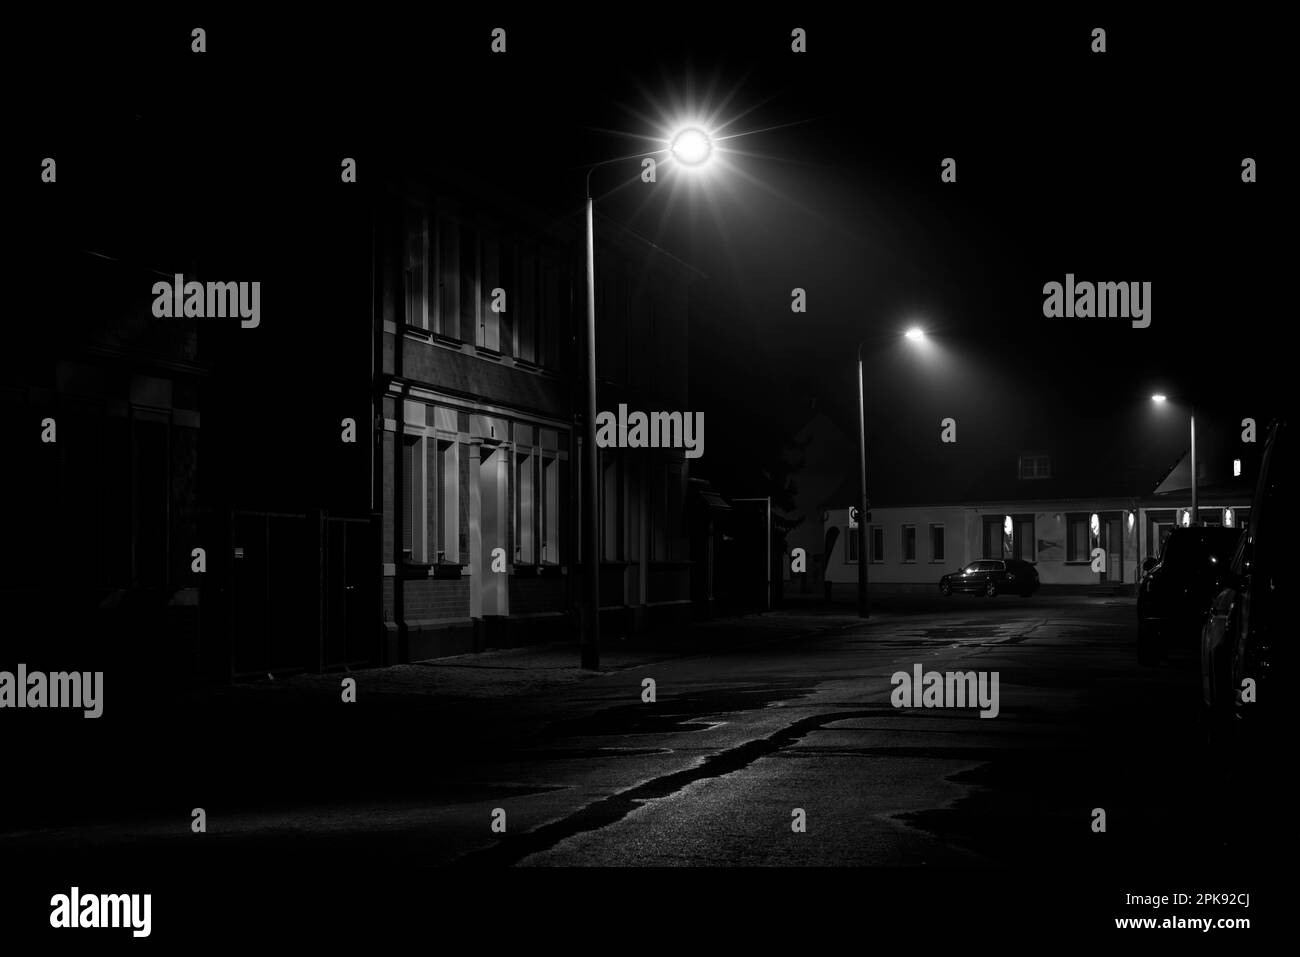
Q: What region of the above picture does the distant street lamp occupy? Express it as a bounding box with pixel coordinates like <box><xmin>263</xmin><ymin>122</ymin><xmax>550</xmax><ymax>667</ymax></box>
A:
<box><xmin>1151</xmin><ymin>394</ymin><xmax>1198</xmax><ymax>524</ymax></box>
<box><xmin>856</xmin><ymin>327</ymin><xmax>928</xmax><ymax>618</ymax></box>
<box><xmin>581</xmin><ymin>127</ymin><xmax>716</xmax><ymax>669</ymax></box>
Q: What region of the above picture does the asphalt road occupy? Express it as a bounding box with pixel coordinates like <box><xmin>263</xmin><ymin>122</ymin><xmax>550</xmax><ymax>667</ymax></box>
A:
<box><xmin>4</xmin><ymin>595</ymin><xmax>1276</xmax><ymax>872</ymax></box>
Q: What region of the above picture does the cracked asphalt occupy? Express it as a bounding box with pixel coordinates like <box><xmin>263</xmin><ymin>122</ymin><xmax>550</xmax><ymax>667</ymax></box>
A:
<box><xmin>2</xmin><ymin>596</ymin><xmax>1279</xmax><ymax>870</ymax></box>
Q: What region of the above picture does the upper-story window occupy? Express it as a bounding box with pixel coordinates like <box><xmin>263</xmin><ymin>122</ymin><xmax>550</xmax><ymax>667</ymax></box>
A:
<box><xmin>403</xmin><ymin>206</ymin><xmax>567</xmax><ymax>371</ymax></box>
<box><xmin>1018</xmin><ymin>452</ymin><xmax>1051</xmax><ymax>480</ymax></box>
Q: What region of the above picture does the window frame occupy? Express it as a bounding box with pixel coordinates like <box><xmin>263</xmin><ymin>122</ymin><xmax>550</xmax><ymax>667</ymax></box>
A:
<box><xmin>929</xmin><ymin>523</ymin><xmax>945</xmax><ymax>563</ymax></box>
<box><xmin>901</xmin><ymin>523</ymin><xmax>917</xmax><ymax>563</ymax></box>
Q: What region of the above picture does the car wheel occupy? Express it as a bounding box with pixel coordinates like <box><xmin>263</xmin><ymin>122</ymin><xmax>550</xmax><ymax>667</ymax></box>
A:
<box><xmin>940</xmin><ymin>581</ymin><xmax>952</xmax><ymax>596</ymax></box>
<box><xmin>1137</xmin><ymin>618</ymin><xmax>1162</xmax><ymax>666</ymax></box>
<box><xmin>984</xmin><ymin>581</ymin><xmax>997</xmax><ymax>598</ymax></box>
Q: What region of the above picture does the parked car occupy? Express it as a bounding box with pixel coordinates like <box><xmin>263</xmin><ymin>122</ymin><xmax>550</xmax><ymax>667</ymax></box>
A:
<box><xmin>1136</xmin><ymin>525</ymin><xmax>1241</xmax><ymax>664</ymax></box>
<box><xmin>1201</xmin><ymin>418</ymin><xmax>1287</xmax><ymax>737</ymax></box>
<box><xmin>940</xmin><ymin>559</ymin><xmax>1039</xmax><ymax>597</ymax></box>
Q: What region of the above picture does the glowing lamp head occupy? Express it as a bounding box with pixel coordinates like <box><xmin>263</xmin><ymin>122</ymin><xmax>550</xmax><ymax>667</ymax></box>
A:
<box><xmin>670</xmin><ymin>127</ymin><xmax>713</xmax><ymax>167</ymax></box>
<box><xmin>1151</xmin><ymin>394</ymin><xmax>1168</xmax><ymax>404</ymax></box>
<box><xmin>904</xmin><ymin>327</ymin><xmax>926</xmax><ymax>342</ymax></box>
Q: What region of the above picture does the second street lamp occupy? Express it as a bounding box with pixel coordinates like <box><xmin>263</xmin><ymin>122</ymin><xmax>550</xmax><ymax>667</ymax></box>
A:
<box><xmin>1151</xmin><ymin>394</ymin><xmax>1198</xmax><ymax>525</ymax></box>
<box><xmin>857</xmin><ymin>326</ymin><xmax>928</xmax><ymax>618</ymax></box>
<box><xmin>581</xmin><ymin>127</ymin><xmax>716</xmax><ymax>669</ymax></box>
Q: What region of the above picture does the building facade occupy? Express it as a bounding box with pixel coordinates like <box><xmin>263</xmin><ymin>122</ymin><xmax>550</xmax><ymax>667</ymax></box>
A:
<box><xmin>821</xmin><ymin>447</ymin><xmax>1254</xmax><ymax>595</ymax></box>
<box><xmin>377</xmin><ymin>184</ymin><xmax>698</xmax><ymax>662</ymax></box>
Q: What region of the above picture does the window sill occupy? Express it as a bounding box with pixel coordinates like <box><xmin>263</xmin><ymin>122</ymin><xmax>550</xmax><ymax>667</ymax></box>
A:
<box><xmin>397</xmin><ymin>560</ymin><xmax>431</xmax><ymax>580</ymax></box>
<box><xmin>431</xmin><ymin>331</ymin><xmax>467</xmax><ymax>349</ymax></box>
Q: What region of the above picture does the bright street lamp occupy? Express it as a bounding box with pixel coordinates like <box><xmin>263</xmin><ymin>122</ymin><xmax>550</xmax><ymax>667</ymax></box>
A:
<box><xmin>581</xmin><ymin>129</ymin><xmax>716</xmax><ymax>668</ymax></box>
<box><xmin>670</xmin><ymin>127</ymin><xmax>713</xmax><ymax>166</ymax></box>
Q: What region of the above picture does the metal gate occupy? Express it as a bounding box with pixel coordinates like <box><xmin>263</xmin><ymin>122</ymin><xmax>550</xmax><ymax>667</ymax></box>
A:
<box><xmin>227</xmin><ymin>510</ymin><xmax>377</xmax><ymax>677</ymax></box>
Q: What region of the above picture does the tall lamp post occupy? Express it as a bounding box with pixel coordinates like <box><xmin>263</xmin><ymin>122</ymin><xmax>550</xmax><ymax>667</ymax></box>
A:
<box><xmin>856</xmin><ymin>326</ymin><xmax>928</xmax><ymax>618</ymax></box>
<box><xmin>581</xmin><ymin>126</ymin><xmax>715</xmax><ymax>670</ymax></box>
<box><xmin>1151</xmin><ymin>394</ymin><xmax>1197</xmax><ymax>524</ymax></box>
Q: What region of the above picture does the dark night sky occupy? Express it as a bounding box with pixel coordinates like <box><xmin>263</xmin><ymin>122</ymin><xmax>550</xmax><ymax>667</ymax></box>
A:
<box><xmin>17</xmin><ymin>10</ymin><xmax>1282</xmax><ymax>506</ymax></box>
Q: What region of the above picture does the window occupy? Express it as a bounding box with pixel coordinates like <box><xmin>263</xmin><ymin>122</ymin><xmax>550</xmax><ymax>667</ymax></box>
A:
<box><xmin>402</xmin><ymin>435</ymin><xmax>426</xmax><ymax>562</ymax></box>
<box><xmin>404</xmin><ymin>208</ymin><xmax>428</xmax><ymax>329</ymax></box>
<box><xmin>479</xmin><ymin>236</ymin><xmax>501</xmax><ymax>351</ymax></box>
<box><xmin>902</xmin><ymin>524</ymin><xmax>917</xmax><ymax>562</ymax></box>
<box><xmin>1066</xmin><ymin>514</ymin><xmax>1091</xmax><ymax>562</ymax></box>
<box><xmin>510</xmin><ymin>426</ymin><xmax>566</xmax><ymax>567</ymax></box>
<box><xmin>436</xmin><ymin>439</ymin><xmax>459</xmax><ymax>563</ymax></box>
<box><xmin>982</xmin><ymin>516</ymin><xmax>1006</xmax><ymax>559</ymax></box>
<box><xmin>984</xmin><ymin>514</ymin><xmax>1035</xmax><ymax>560</ymax></box>
<box><xmin>459</xmin><ymin>223</ymin><xmax>478</xmax><ymax>340</ymax></box>
<box><xmin>846</xmin><ymin>526</ymin><xmax>859</xmax><ymax>562</ymax></box>
<box><xmin>930</xmin><ymin>524</ymin><xmax>945</xmax><ymax>562</ymax></box>
<box><xmin>601</xmin><ymin>452</ymin><xmax>620</xmax><ymax>560</ymax></box>
<box><xmin>437</xmin><ymin>217</ymin><xmax>460</xmax><ymax>338</ymax></box>
<box><xmin>1018</xmin><ymin>453</ymin><xmax>1051</xmax><ymax>480</ymax></box>
<box><xmin>1014</xmin><ymin>516</ymin><xmax>1035</xmax><ymax>561</ymax></box>
<box><xmin>516</xmin><ymin>247</ymin><xmax>537</xmax><ymax>363</ymax></box>
<box><xmin>870</xmin><ymin>526</ymin><xmax>884</xmax><ymax>563</ymax></box>
<box><xmin>541</xmin><ymin>453</ymin><xmax>561</xmax><ymax>564</ymax></box>
<box><xmin>516</xmin><ymin>449</ymin><xmax>535</xmax><ymax>563</ymax></box>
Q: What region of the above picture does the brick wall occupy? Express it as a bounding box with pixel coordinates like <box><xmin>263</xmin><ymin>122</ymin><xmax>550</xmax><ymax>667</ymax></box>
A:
<box><xmin>403</xmin><ymin>577</ymin><xmax>470</xmax><ymax>621</ymax></box>
<box><xmin>508</xmin><ymin>575</ymin><xmax>567</xmax><ymax>615</ymax></box>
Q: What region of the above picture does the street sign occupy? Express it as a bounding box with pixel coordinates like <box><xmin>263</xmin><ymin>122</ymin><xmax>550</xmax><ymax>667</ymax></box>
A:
<box><xmin>848</xmin><ymin>506</ymin><xmax>859</xmax><ymax>529</ymax></box>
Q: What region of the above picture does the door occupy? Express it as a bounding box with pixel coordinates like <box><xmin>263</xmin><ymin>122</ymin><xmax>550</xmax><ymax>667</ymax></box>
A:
<box><xmin>324</xmin><ymin>516</ymin><xmax>375</xmax><ymax>669</ymax></box>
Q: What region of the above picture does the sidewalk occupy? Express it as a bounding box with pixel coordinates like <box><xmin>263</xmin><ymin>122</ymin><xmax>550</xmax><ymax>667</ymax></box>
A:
<box><xmin>217</xmin><ymin>608</ymin><xmax>873</xmax><ymax>705</ymax></box>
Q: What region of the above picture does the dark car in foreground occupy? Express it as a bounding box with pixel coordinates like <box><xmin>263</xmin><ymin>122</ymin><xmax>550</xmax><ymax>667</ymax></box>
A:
<box><xmin>1136</xmin><ymin>525</ymin><xmax>1241</xmax><ymax>664</ymax></box>
<box><xmin>940</xmin><ymin>559</ymin><xmax>1039</xmax><ymax>597</ymax></box>
<box><xmin>1201</xmin><ymin>419</ymin><xmax>1287</xmax><ymax>739</ymax></box>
